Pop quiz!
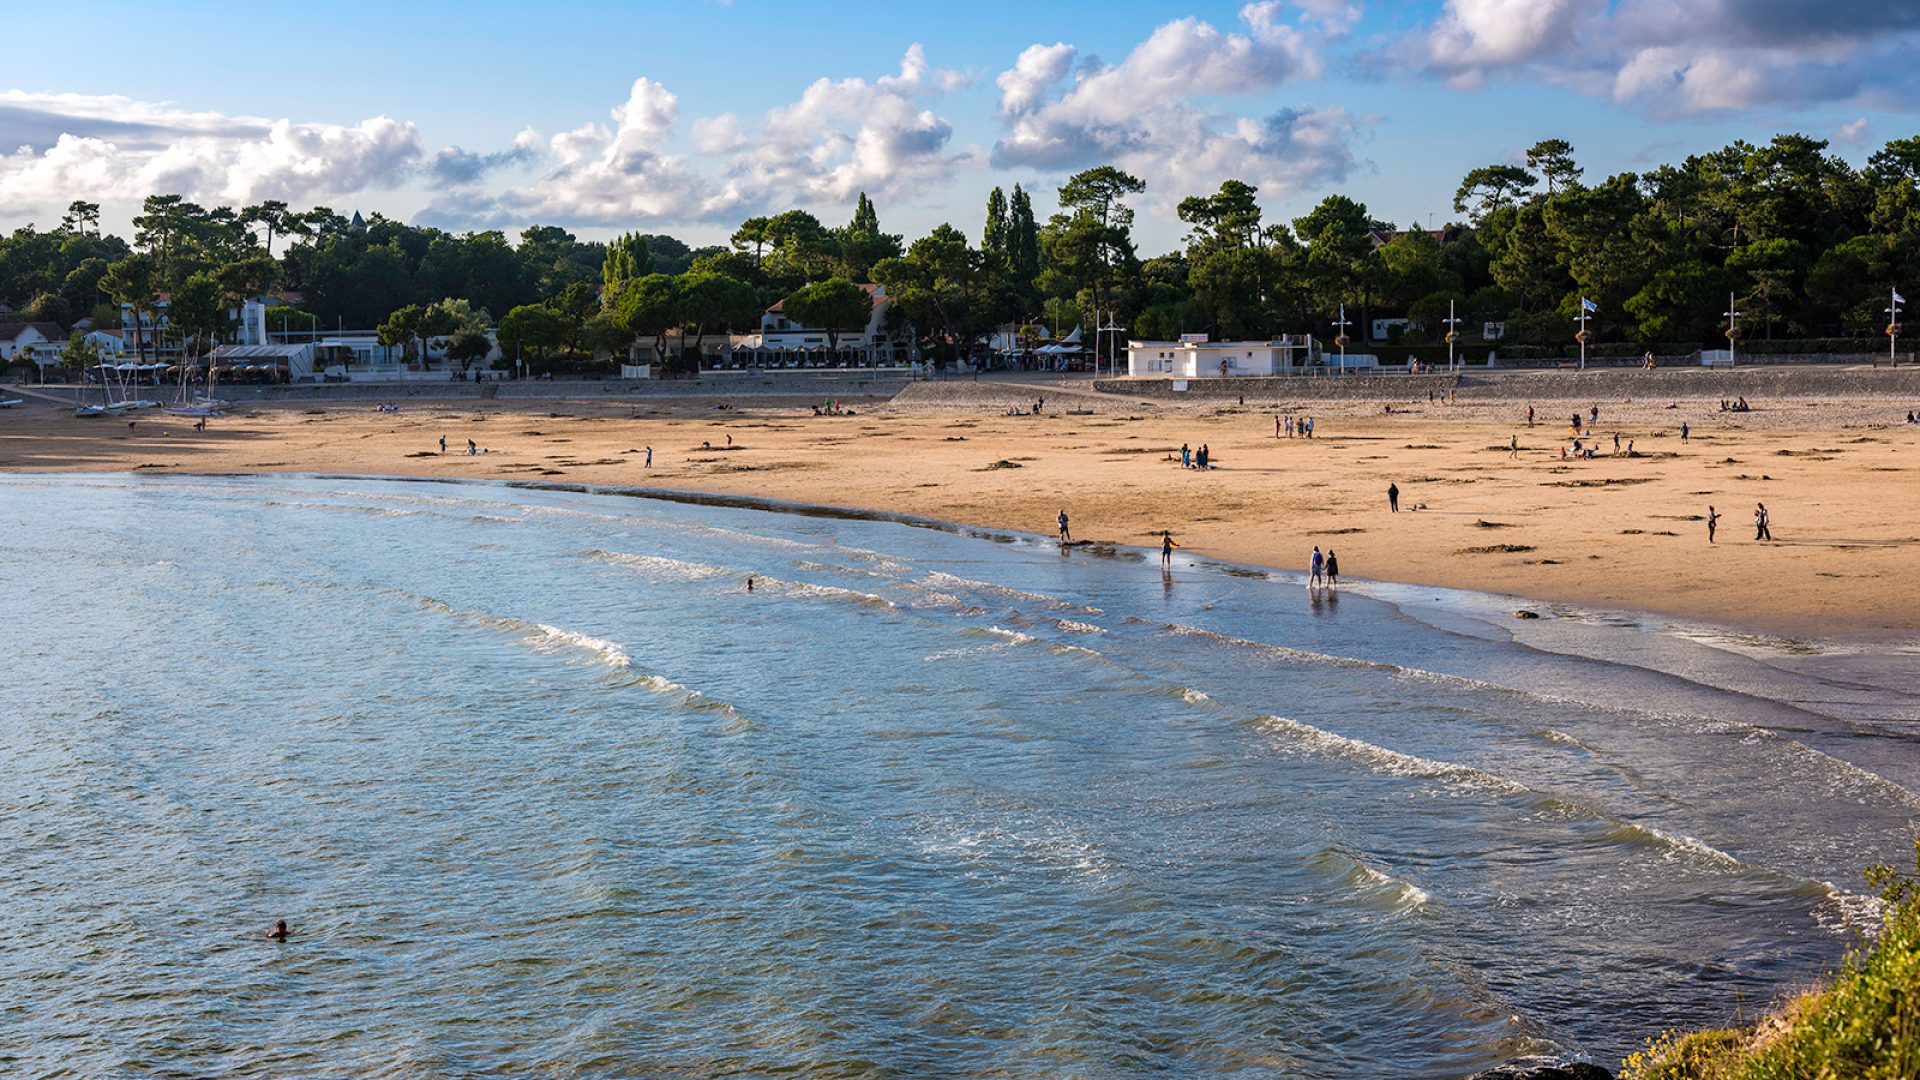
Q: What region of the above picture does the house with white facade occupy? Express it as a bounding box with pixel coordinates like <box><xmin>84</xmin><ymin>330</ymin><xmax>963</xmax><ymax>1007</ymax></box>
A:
<box><xmin>0</xmin><ymin>321</ymin><xmax>66</xmax><ymax>361</ymax></box>
<box><xmin>734</xmin><ymin>283</ymin><xmax>908</xmax><ymax>367</ymax></box>
<box><xmin>1125</xmin><ymin>336</ymin><xmax>1318</xmax><ymax>378</ymax></box>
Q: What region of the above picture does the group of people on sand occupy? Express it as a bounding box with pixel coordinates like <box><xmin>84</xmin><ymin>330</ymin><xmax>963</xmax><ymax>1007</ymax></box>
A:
<box><xmin>1307</xmin><ymin>545</ymin><xmax>1341</xmax><ymax>589</ymax></box>
<box><xmin>1276</xmin><ymin>415</ymin><xmax>1315</xmax><ymax>438</ymax></box>
<box><xmin>1702</xmin><ymin>502</ymin><xmax>1772</xmax><ymax>543</ymax></box>
<box><xmin>372</xmin><ymin>402</ymin><xmax>402</xmax><ymax>414</ymax></box>
<box><xmin>813</xmin><ymin>400</ymin><xmax>854</xmax><ymax>416</ymax></box>
<box><xmin>1179</xmin><ymin>443</ymin><xmax>1214</xmax><ymax>469</ymax></box>
<box><xmin>1720</xmin><ymin>398</ymin><xmax>1751</xmax><ymax>413</ymax></box>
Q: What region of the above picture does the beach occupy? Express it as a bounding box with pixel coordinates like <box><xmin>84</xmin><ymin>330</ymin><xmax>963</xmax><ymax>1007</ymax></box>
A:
<box><xmin>4</xmin><ymin>374</ymin><xmax>1917</xmax><ymax>637</ymax></box>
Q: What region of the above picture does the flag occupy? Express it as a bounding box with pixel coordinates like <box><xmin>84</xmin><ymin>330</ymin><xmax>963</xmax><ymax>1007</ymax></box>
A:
<box><xmin>1897</xmin><ymin>290</ymin><xmax>1908</xmax><ymax>305</ymax></box>
<box><xmin>1580</xmin><ymin>297</ymin><xmax>1598</xmax><ymax>313</ymax></box>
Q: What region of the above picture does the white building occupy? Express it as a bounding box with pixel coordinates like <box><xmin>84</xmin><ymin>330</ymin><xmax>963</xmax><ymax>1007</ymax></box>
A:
<box><xmin>0</xmin><ymin>321</ymin><xmax>66</xmax><ymax>361</ymax></box>
<box><xmin>741</xmin><ymin>283</ymin><xmax>908</xmax><ymax>366</ymax></box>
<box><xmin>1126</xmin><ymin>336</ymin><xmax>1318</xmax><ymax>378</ymax></box>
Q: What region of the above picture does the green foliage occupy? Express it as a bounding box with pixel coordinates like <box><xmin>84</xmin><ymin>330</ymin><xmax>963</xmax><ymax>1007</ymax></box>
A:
<box><xmin>1622</xmin><ymin>841</ymin><xmax>1920</xmax><ymax>1080</ymax></box>
<box><xmin>497</xmin><ymin>303</ymin><xmax>570</xmax><ymax>360</ymax></box>
<box><xmin>168</xmin><ymin>272</ymin><xmax>226</xmax><ymax>353</ymax></box>
<box><xmin>780</xmin><ymin>277</ymin><xmax>872</xmax><ymax>350</ymax></box>
<box><xmin>1</xmin><ymin>132</ymin><xmax>1914</xmax><ymax>368</ymax></box>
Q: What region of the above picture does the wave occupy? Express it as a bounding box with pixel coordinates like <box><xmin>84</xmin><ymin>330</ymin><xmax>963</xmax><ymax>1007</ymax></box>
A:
<box><xmin>585</xmin><ymin>549</ymin><xmax>730</xmax><ymax>581</ymax></box>
<box><xmin>526</xmin><ymin>623</ymin><xmax>632</xmax><ymax>669</ymax></box>
<box><xmin>1305</xmin><ymin>846</ymin><xmax>1432</xmax><ymax>915</ymax></box>
<box><xmin>1258</xmin><ymin>714</ymin><xmax>1531</xmax><ymax>797</ymax></box>
<box><xmin>757</xmin><ymin>577</ymin><xmax>896</xmax><ymax>610</ymax></box>
<box><xmin>1052</xmin><ymin>619</ymin><xmax>1106</xmax><ymax>635</ymax></box>
<box><xmin>919</xmin><ymin>570</ymin><xmax>1100</xmax><ymax>614</ymax></box>
<box><xmin>263</xmin><ymin>499</ymin><xmax>424</xmax><ymax>518</ymax></box>
<box><xmin>1257</xmin><ymin>714</ymin><xmax>1750</xmax><ymax>873</ymax></box>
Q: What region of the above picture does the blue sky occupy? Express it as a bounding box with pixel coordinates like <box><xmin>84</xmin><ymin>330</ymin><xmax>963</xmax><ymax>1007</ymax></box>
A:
<box><xmin>1</xmin><ymin>0</ymin><xmax>1913</xmax><ymax>254</ymax></box>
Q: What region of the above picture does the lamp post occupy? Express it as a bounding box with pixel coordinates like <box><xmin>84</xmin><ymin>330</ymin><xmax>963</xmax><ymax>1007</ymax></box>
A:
<box><xmin>1888</xmin><ymin>287</ymin><xmax>1905</xmax><ymax>368</ymax></box>
<box><xmin>1723</xmin><ymin>292</ymin><xmax>1741</xmax><ymax>367</ymax></box>
<box><xmin>1575</xmin><ymin>297</ymin><xmax>1595</xmax><ymax>371</ymax></box>
<box><xmin>1443</xmin><ymin>299</ymin><xmax>1462</xmax><ymax>373</ymax></box>
<box><xmin>1333</xmin><ymin>303</ymin><xmax>1351</xmax><ymax>375</ymax></box>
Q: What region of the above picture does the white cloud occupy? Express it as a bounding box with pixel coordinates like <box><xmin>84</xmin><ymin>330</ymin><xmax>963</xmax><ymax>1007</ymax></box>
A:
<box><xmin>1834</xmin><ymin>117</ymin><xmax>1872</xmax><ymax>145</ymax></box>
<box><xmin>1408</xmin><ymin>0</ymin><xmax>1920</xmax><ymax>113</ymax></box>
<box><xmin>990</xmin><ymin>6</ymin><xmax>1359</xmax><ymax>212</ymax></box>
<box><xmin>0</xmin><ymin>92</ymin><xmax>423</xmax><ymax>218</ymax></box>
<box><xmin>691</xmin><ymin>113</ymin><xmax>746</xmax><ymax>154</ymax></box>
<box><xmin>423</xmin><ymin>47</ymin><xmax>976</xmax><ymax>229</ymax></box>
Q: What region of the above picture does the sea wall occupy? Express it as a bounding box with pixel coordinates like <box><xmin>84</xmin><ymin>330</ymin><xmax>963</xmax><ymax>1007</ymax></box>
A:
<box><xmin>209</xmin><ymin>371</ymin><xmax>912</xmax><ymax>404</ymax></box>
<box><xmin>1095</xmin><ymin>367</ymin><xmax>1920</xmax><ymax>403</ymax></box>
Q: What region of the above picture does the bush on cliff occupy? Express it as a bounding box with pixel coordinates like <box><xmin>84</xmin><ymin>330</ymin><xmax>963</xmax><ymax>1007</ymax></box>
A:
<box><xmin>1621</xmin><ymin>842</ymin><xmax>1920</xmax><ymax>1079</ymax></box>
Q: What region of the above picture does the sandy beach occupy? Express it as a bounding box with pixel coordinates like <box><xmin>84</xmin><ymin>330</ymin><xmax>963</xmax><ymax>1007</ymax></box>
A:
<box><xmin>5</xmin><ymin>376</ymin><xmax>1917</xmax><ymax>637</ymax></box>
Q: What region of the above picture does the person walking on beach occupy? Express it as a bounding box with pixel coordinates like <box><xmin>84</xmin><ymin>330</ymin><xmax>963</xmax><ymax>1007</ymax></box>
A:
<box><xmin>1325</xmin><ymin>549</ymin><xmax>1339</xmax><ymax>588</ymax></box>
<box><xmin>1707</xmin><ymin>505</ymin><xmax>1720</xmax><ymax>544</ymax></box>
<box><xmin>645</xmin><ymin>446</ymin><xmax>653</xmax><ymax>468</ymax></box>
<box><xmin>1527</xmin><ymin>404</ymin><xmax>1535</xmax><ymax>427</ymax></box>
<box><xmin>1308</xmin><ymin>546</ymin><xmax>1324</xmax><ymax>588</ymax></box>
<box><xmin>1680</xmin><ymin>422</ymin><xmax>1689</xmax><ymax>444</ymax></box>
<box><xmin>1755</xmin><ymin>502</ymin><xmax>1772</xmax><ymax>541</ymax></box>
<box><xmin>1388</xmin><ymin>482</ymin><xmax>1400</xmax><ymax>513</ymax></box>
<box><xmin>1275</xmin><ymin>415</ymin><xmax>1282</xmax><ymax>438</ymax></box>
<box><xmin>1509</xmin><ymin>434</ymin><xmax>1519</xmax><ymax>458</ymax></box>
<box><xmin>1181</xmin><ymin>443</ymin><xmax>1192</xmax><ymax>468</ymax></box>
<box><xmin>1057</xmin><ymin>508</ymin><xmax>1071</xmax><ymax>543</ymax></box>
<box><xmin>439</xmin><ymin>435</ymin><xmax>446</xmax><ymax>453</ymax></box>
<box><xmin>1160</xmin><ymin>530</ymin><xmax>1177</xmax><ymax>567</ymax></box>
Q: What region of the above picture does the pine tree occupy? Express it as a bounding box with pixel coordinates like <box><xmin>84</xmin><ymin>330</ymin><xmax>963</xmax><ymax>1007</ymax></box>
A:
<box><xmin>1009</xmin><ymin>184</ymin><xmax>1040</xmax><ymax>289</ymax></box>
<box><xmin>601</xmin><ymin>233</ymin><xmax>652</xmax><ymax>298</ymax></box>
<box><xmin>983</xmin><ymin>187</ymin><xmax>1011</xmax><ymax>268</ymax></box>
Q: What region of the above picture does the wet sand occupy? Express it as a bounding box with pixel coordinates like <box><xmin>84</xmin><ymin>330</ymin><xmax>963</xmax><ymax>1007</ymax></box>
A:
<box><xmin>3</xmin><ymin>386</ymin><xmax>1916</xmax><ymax>637</ymax></box>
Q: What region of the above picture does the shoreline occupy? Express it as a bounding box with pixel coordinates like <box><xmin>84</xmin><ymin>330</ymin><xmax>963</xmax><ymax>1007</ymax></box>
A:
<box><xmin>18</xmin><ymin>467</ymin><xmax>1920</xmax><ymax>666</ymax></box>
<box><xmin>4</xmin><ymin>382</ymin><xmax>1917</xmax><ymax>638</ymax></box>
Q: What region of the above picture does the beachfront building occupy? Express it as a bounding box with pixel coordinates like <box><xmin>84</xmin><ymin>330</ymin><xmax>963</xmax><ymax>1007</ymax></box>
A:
<box><xmin>0</xmin><ymin>320</ymin><xmax>67</xmax><ymax>361</ymax></box>
<box><xmin>1125</xmin><ymin>336</ymin><xmax>1318</xmax><ymax>378</ymax></box>
<box><xmin>727</xmin><ymin>283</ymin><xmax>909</xmax><ymax>369</ymax></box>
<box><xmin>206</xmin><ymin>342</ymin><xmax>317</xmax><ymax>383</ymax></box>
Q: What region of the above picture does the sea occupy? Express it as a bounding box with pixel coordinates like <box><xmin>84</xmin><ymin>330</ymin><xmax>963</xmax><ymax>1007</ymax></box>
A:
<box><xmin>3</xmin><ymin>472</ymin><xmax>1918</xmax><ymax>1079</ymax></box>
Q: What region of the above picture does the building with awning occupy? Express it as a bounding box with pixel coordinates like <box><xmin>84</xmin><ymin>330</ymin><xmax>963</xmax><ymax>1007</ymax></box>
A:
<box><xmin>207</xmin><ymin>343</ymin><xmax>317</xmax><ymax>383</ymax></box>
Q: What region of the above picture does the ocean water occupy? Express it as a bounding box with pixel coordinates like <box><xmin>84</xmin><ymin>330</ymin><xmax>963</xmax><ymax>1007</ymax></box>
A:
<box><xmin>3</xmin><ymin>473</ymin><xmax>1918</xmax><ymax>1079</ymax></box>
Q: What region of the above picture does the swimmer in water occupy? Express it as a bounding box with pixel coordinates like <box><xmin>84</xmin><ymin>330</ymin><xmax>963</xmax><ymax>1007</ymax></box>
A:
<box><xmin>267</xmin><ymin>920</ymin><xmax>289</xmax><ymax>941</ymax></box>
<box><xmin>746</xmin><ymin>577</ymin><xmax>755</xmax><ymax>592</ymax></box>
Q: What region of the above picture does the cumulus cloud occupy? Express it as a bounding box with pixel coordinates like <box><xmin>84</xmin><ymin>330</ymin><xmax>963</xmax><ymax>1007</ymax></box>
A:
<box><xmin>990</xmin><ymin>5</ymin><xmax>1359</xmax><ymax>208</ymax></box>
<box><xmin>1407</xmin><ymin>0</ymin><xmax>1920</xmax><ymax>113</ymax></box>
<box><xmin>429</xmin><ymin>126</ymin><xmax>542</xmax><ymax>187</ymax></box>
<box><xmin>422</xmin><ymin>47</ymin><xmax>975</xmax><ymax>230</ymax></box>
<box><xmin>0</xmin><ymin>91</ymin><xmax>423</xmax><ymax>218</ymax></box>
<box><xmin>428</xmin><ymin>76</ymin><xmax>746</xmax><ymax>228</ymax></box>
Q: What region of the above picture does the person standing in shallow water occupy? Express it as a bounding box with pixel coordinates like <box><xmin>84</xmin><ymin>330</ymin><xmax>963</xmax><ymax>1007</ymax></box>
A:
<box><xmin>1324</xmin><ymin>549</ymin><xmax>1339</xmax><ymax>588</ymax></box>
<box><xmin>1388</xmin><ymin>483</ymin><xmax>1400</xmax><ymax>513</ymax></box>
<box><xmin>266</xmin><ymin>920</ymin><xmax>289</xmax><ymax>941</ymax></box>
<box><xmin>1308</xmin><ymin>545</ymin><xmax>1324</xmax><ymax>588</ymax></box>
<box><xmin>1160</xmin><ymin>530</ymin><xmax>1177</xmax><ymax>566</ymax></box>
<box><xmin>1057</xmin><ymin>508</ymin><xmax>1071</xmax><ymax>543</ymax></box>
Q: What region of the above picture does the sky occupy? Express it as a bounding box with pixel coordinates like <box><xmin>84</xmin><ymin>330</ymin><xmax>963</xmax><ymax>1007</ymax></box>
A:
<box><xmin>1</xmin><ymin>0</ymin><xmax>1916</xmax><ymax>255</ymax></box>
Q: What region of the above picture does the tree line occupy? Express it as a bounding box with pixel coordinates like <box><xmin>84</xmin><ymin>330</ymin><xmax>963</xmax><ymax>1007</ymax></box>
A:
<box><xmin>3</xmin><ymin>131</ymin><xmax>1917</xmax><ymax>373</ymax></box>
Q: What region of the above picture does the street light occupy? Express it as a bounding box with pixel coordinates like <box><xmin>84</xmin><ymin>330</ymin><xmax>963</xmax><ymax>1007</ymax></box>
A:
<box><xmin>1333</xmin><ymin>303</ymin><xmax>1352</xmax><ymax>374</ymax></box>
<box><xmin>1575</xmin><ymin>297</ymin><xmax>1596</xmax><ymax>371</ymax></box>
<box><xmin>1443</xmin><ymin>299</ymin><xmax>1462</xmax><ymax>373</ymax></box>
<box><xmin>1888</xmin><ymin>287</ymin><xmax>1905</xmax><ymax>368</ymax></box>
<box><xmin>1723</xmin><ymin>292</ymin><xmax>1741</xmax><ymax>367</ymax></box>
